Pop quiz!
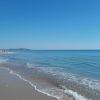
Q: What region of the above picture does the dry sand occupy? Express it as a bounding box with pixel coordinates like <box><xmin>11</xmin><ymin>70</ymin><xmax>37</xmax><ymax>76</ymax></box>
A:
<box><xmin>0</xmin><ymin>68</ymin><xmax>57</xmax><ymax>100</ymax></box>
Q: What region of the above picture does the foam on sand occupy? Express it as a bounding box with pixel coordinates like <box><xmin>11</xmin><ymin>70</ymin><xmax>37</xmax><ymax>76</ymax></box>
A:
<box><xmin>61</xmin><ymin>86</ymin><xmax>91</xmax><ymax>100</ymax></box>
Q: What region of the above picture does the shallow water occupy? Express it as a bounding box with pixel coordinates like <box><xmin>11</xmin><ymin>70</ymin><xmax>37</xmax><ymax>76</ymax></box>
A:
<box><xmin>0</xmin><ymin>49</ymin><xmax>100</xmax><ymax>100</ymax></box>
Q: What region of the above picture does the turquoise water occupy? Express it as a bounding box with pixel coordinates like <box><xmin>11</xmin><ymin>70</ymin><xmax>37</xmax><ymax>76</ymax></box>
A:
<box><xmin>0</xmin><ymin>49</ymin><xmax>100</xmax><ymax>100</ymax></box>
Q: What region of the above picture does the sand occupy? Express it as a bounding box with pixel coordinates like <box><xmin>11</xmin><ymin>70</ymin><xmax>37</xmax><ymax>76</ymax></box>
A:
<box><xmin>0</xmin><ymin>68</ymin><xmax>57</xmax><ymax>100</ymax></box>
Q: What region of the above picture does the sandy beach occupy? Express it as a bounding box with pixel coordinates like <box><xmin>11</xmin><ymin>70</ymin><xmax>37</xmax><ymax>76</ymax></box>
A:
<box><xmin>0</xmin><ymin>68</ymin><xmax>57</xmax><ymax>100</ymax></box>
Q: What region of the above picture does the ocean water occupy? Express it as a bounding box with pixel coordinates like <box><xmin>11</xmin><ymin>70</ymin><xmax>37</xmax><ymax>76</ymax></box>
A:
<box><xmin>0</xmin><ymin>49</ymin><xmax>100</xmax><ymax>100</ymax></box>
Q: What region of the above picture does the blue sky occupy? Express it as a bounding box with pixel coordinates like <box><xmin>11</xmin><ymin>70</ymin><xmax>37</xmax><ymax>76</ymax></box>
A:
<box><xmin>0</xmin><ymin>0</ymin><xmax>100</xmax><ymax>49</ymax></box>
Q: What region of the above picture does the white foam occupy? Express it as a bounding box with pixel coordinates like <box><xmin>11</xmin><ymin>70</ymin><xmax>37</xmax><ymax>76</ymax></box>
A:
<box><xmin>26</xmin><ymin>63</ymin><xmax>35</xmax><ymax>68</ymax></box>
<box><xmin>0</xmin><ymin>51</ymin><xmax>15</xmax><ymax>55</ymax></box>
<box><xmin>0</xmin><ymin>58</ymin><xmax>8</xmax><ymax>63</ymax></box>
<box><xmin>61</xmin><ymin>86</ymin><xmax>90</xmax><ymax>100</ymax></box>
<box><xmin>7</xmin><ymin>52</ymin><xmax>15</xmax><ymax>54</ymax></box>
<box><xmin>27</xmin><ymin>63</ymin><xmax>100</xmax><ymax>91</ymax></box>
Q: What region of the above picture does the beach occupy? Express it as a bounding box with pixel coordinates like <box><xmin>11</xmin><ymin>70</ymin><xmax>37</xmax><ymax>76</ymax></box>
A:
<box><xmin>0</xmin><ymin>50</ymin><xmax>100</xmax><ymax>100</ymax></box>
<box><xmin>0</xmin><ymin>68</ymin><xmax>57</xmax><ymax>100</ymax></box>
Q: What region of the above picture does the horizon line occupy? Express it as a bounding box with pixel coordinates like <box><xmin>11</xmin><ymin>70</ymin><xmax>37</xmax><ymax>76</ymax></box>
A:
<box><xmin>1</xmin><ymin>48</ymin><xmax>100</xmax><ymax>51</ymax></box>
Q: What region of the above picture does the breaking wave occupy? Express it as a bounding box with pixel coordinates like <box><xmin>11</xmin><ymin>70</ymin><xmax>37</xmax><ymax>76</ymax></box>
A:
<box><xmin>0</xmin><ymin>58</ymin><xmax>8</xmax><ymax>63</ymax></box>
<box><xmin>26</xmin><ymin>63</ymin><xmax>100</xmax><ymax>91</ymax></box>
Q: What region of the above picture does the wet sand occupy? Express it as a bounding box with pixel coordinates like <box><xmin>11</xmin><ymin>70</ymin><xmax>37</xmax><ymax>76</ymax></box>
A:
<box><xmin>0</xmin><ymin>68</ymin><xmax>57</xmax><ymax>100</ymax></box>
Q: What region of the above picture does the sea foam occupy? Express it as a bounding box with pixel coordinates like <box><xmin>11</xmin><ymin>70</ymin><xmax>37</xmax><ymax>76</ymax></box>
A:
<box><xmin>26</xmin><ymin>63</ymin><xmax>100</xmax><ymax>91</ymax></box>
<box><xmin>0</xmin><ymin>58</ymin><xmax>8</xmax><ymax>63</ymax></box>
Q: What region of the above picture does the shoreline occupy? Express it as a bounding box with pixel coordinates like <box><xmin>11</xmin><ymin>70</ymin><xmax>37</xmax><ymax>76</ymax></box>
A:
<box><xmin>0</xmin><ymin>68</ymin><xmax>57</xmax><ymax>100</ymax></box>
<box><xmin>0</xmin><ymin>64</ymin><xmax>99</xmax><ymax>100</ymax></box>
<box><xmin>0</xmin><ymin>67</ymin><xmax>89</xmax><ymax>100</ymax></box>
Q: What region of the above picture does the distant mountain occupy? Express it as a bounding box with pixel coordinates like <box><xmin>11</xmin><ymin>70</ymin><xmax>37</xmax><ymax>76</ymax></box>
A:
<box><xmin>8</xmin><ymin>48</ymin><xmax>34</xmax><ymax>52</ymax></box>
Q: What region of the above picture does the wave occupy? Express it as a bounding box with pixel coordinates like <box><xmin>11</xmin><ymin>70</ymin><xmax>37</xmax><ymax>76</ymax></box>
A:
<box><xmin>0</xmin><ymin>67</ymin><xmax>89</xmax><ymax>100</ymax></box>
<box><xmin>62</xmin><ymin>86</ymin><xmax>89</xmax><ymax>100</ymax></box>
<box><xmin>26</xmin><ymin>63</ymin><xmax>90</xmax><ymax>100</ymax></box>
<box><xmin>0</xmin><ymin>58</ymin><xmax>8</xmax><ymax>63</ymax></box>
<box><xmin>26</xmin><ymin>63</ymin><xmax>100</xmax><ymax>91</ymax></box>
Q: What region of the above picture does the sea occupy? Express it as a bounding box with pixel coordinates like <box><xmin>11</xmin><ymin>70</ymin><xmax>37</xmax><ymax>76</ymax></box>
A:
<box><xmin>0</xmin><ymin>49</ymin><xmax>100</xmax><ymax>100</ymax></box>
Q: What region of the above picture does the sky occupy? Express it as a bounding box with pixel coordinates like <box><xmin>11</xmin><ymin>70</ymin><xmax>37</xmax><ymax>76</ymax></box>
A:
<box><xmin>0</xmin><ymin>0</ymin><xmax>100</xmax><ymax>50</ymax></box>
